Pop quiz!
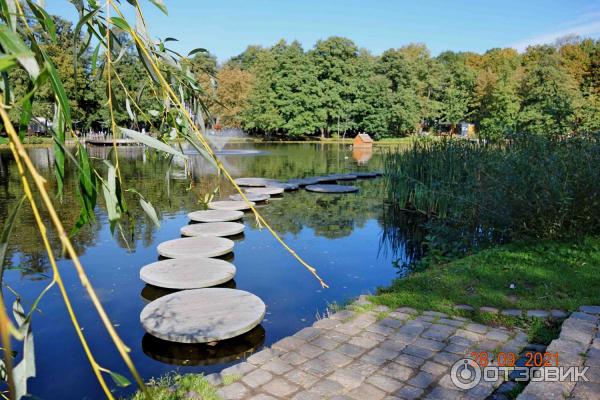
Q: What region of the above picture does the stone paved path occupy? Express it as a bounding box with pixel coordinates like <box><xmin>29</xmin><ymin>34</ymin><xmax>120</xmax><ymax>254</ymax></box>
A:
<box><xmin>209</xmin><ymin>305</ymin><xmax>531</xmax><ymax>399</ymax></box>
<box><xmin>518</xmin><ymin>306</ymin><xmax>600</xmax><ymax>400</ymax></box>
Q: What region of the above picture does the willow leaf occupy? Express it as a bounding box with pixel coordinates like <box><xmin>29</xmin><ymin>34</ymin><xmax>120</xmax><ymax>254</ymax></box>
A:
<box><xmin>148</xmin><ymin>0</ymin><xmax>168</xmax><ymax>15</ymax></box>
<box><xmin>140</xmin><ymin>198</ymin><xmax>160</xmax><ymax>228</ymax></box>
<box><xmin>0</xmin><ymin>25</ymin><xmax>40</xmax><ymax>79</ymax></box>
<box><xmin>120</xmin><ymin>127</ymin><xmax>187</xmax><ymax>160</ymax></box>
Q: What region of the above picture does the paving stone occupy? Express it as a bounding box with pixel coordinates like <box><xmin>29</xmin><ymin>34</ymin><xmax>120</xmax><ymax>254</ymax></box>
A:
<box><xmin>395</xmin><ymin>353</ymin><xmax>426</xmax><ymax>368</ymax></box>
<box><xmin>297</xmin><ymin>343</ymin><xmax>325</xmax><ymax>358</ymax></box>
<box><xmin>300</xmin><ymin>358</ymin><xmax>336</xmax><ymax>377</ymax></box>
<box><xmin>318</xmin><ymin>350</ymin><xmax>354</xmax><ymax>367</ymax></box>
<box><xmin>373</xmin><ymin>305</ymin><xmax>390</xmax><ymax>312</ymax></box>
<box><xmin>432</xmin><ymin>351</ymin><xmax>462</xmax><ymax>366</ymax></box>
<box><xmin>347</xmin><ymin>383</ymin><xmax>387</xmax><ymax>400</ymax></box>
<box><xmin>261</xmin><ymin>378</ymin><xmax>299</xmax><ymax>397</ymax></box>
<box><xmin>217</xmin><ymin>382</ymin><xmax>250</xmax><ymax>400</ymax></box>
<box><xmin>335</xmin><ymin>323</ymin><xmax>363</xmax><ymax>336</ymax></box>
<box><xmin>272</xmin><ymin>336</ymin><xmax>306</xmax><ymax>351</ymax></box>
<box><xmin>398</xmin><ymin>322</ymin><xmax>427</xmax><ymax>337</ymax></box>
<box><xmin>328</xmin><ymin>369</ymin><xmax>365</xmax><ymax>390</ymax></box>
<box><xmin>330</xmin><ymin>310</ymin><xmax>357</xmax><ymax>321</ymax></box>
<box><xmin>248</xmin><ymin>349</ymin><xmax>280</xmax><ymax>365</ymax></box>
<box><xmin>313</xmin><ymin>318</ymin><xmax>340</xmax><ymax>330</ymax></box>
<box><xmin>362</xmin><ymin>348</ymin><xmax>396</xmax><ymax>365</ymax></box>
<box><xmin>420</xmin><ymin>315</ymin><xmax>437</xmax><ymax>322</ymax></box>
<box><xmin>403</xmin><ymin>345</ymin><xmax>436</xmax><ymax>360</ymax></box>
<box><xmin>437</xmin><ymin>318</ymin><xmax>465</xmax><ymax>327</ymax></box>
<box><xmin>366</xmin><ymin>374</ymin><xmax>404</xmax><ymax>392</ymax></box>
<box><xmin>580</xmin><ymin>305</ymin><xmax>600</xmax><ymax>315</ymax></box>
<box><xmin>367</xmin><ymin>323</ymin><xmax>397</xmax><ymax>336</ymax></box>
<box><xmin>421</xmin><ymin>361</ymin><xmax>448</xmax><ymax>376</ymax></box>
<box><xmin>221</xmin><ymin>362</ymin><xmax>255</xmax><ymax>376</ymax></box>
<box><xmin>518</xmin><ymin>381</ymin><xmax>573</xmax><ymax>399</ymax></box>
<box><xmin>387</xmin><ymin>311</ymin><xmax>412</xmax><ymax>320</ymax></box>
<box><xmin>380</xmin><ymin>339</ymin><xmax>407</xmax><ymax>353</ymax></box>
<box><xmin>380</xmin><ymin>318</ymin><xmax>404</xmax><ymax>329</ymax></box>
<box><xmin>336</xmin><ymin>342</ymin><xmax>367</xmax><ymax>357</ymax></box>
<box><xmin>361</xmin><ymin>331</ymin><xmax>388</xmax><ymax>343</ymax></box>
<box><xmin>527</xmin><ymin>309</ymin><xmax>550</xmax><ymax>318</ymax></box>
<box><xmin>309</xmin><ymin>379</ymin><xmax>344</xmax><ymax>396</ymax></box>
<box><xmin>324</xmin><ymin>330</ymin><xmax>351</xmax><ymax>343</ymax></box>
<box><xmin>425</xmin><ymin>386</ymin><xmax>463</xmax><ymax>399</ymax></box>
<box><xmin>394</xmin><ymin>385</ymin><xmax>424</xmax><ymax>400</ymax></box>
<box><xmin>479</xmin><ymin>306</ymin><xmax>500</xmax><ymax>314</ymax></box>
<box><xmin>478</xmin><ymin>339</ymin><xmax>502</xmax><ymax>352</ymax></box>
<box><xmin>421</xmin><ymin>325</ymin><xmax>456</xmax><ymax>341</ymax></box>
<box><xmin>413</xmin><ymin>337</ymin><xmax>446</xmax><ymax>351</ymax></box>
<box><xmin>330</xmin><ymin>396</ymin><xmax>353</xmax><ymax>400</ymax></box>
<box><xmin>464</xmin><ymin>323</ymin><xmax>489</xmax><ymax>334</ymax></box>
<box><xmin>486</xmin><ymin>328</ymin><xmax>511</xmax><ymax>342</ymax></box>
<box><xmin>261</xmin><ymin>358</ymin><xmax>293</xmax><ymax>375</ymax></box>
<box><xmin>284</xmin><ymin>369</ymin><xmax>320</xmax><ymax>389</ymax></box>
<box><xmin>448</xmin><ymin>335</ymin><xmax>474</xmax><ymax>347</ymax></box>
<box><xmin>501</xmin><ymin>309</ymin><xmax>523</xmax><ymax>317</ymax></box>
<box><xmin>294</xmin><ymin>327</ymin><xmax>322</xmax><ymax>341</ymax></box>
<box><xmin>570</xmin><ymin>381</ymin><xmax>600</xmax><ymax>400</ymax></box>
<box><xmin>443</xmin><ymin>343</ymin><xmax>469</xmax><ymax>355</ymax></box>
<box><xmin>570</xmin><ymin>312</ymin><xmax>599</xmax><ymax>323</ymax></box>
<box><xmin>344</xmin><ymin>360</ymin><xmax>379</xmax><ymax>378</ymax></box>
<box><xmin>280</xmin><ymin>351</ymin><xmax>309</xmax><ymax>366</ymax></box>
<box><xmin>396</xmin><ymin>307</ymin><xmax>418</xmax><ymax>314</ymax></box>
<box><xmin>454</xmin><ymin>304</ymin><xmax>475</xmax><ymax>312</ymax></box>
<box><xmin>407</xmin><ymin>371</ymin><xmax>435</xmax><ymax>388</ymax></box>
<box><xmin>242</xmin><ymin>369</ymin><xmax>273</xmax><ymax>388</ymax></box>
<box><xmin>292</xmin><ymin>390</ymin><xmax>322</xmax><ymax>400</ymax></box>
<box><xmin>379</xmin><ymin>362</ymin><xmax>415</xmax><ymax>380</ymax></box>
<box><xmin>311</xmin><ymin>335</ymin><xmax>340</xmax><ymax>350</ymax></box>
<box><xmin>205</xmin><ymin>373</ymin><xmax>222</xmax><ymax>386</ymax></box>
<box><xmin>348</xmin><ymin>335</ymin><xmax>379</xmax><ymax>349</ymax></box>
<box><xmin>248</xmin><ymin>395</ymin><xmax>277</xmax><ymax>400</ymax></box>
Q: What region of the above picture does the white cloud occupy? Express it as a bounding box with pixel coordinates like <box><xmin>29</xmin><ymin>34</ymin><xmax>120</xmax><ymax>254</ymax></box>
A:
<box><xmin>509</xmin><ymin>17</ymin><xmax>600</xmax><ymax>52</ymax></box>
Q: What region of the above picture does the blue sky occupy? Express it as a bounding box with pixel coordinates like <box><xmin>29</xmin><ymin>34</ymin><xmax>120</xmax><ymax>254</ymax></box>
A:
<box><xmin>47</xmin><ymin>1</ymin><xmax>600</xmax><ymax>62</ymax></box>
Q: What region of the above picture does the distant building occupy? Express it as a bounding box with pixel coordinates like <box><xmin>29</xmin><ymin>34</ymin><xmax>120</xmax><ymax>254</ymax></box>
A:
<box><xmin>353</xmin><ymin>133</ymin><xmax>373</xmax><ymax>149</ymax></box>
<box><xmin>459</xmin><ymin>122</ymin><xmax>476</xmax><ymax>139</ymax></box>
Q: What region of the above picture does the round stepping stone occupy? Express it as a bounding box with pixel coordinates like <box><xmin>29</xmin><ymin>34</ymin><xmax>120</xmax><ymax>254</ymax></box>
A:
<box><xmin>234</xmin><ymin>177</ymin><xmax>279</xmax><ymax>187</ymax></box>
<box><xmin>246</xmin><ymin>187</ymin><xmax>284</xmax><ymax>196</ymax></box>
<box><xmin>181</xmin><ymin>222</ymin><xmax>245</xmax><ymax>237</ymax></box>
<box><xmin>187</xmin><ymin>209</ymin><xmax>243</xmax><ymax>222</ymax></box>
<box><xmin>305</xmin><ymin>184</ymin><xmax>359</xmax><ymax>193</ymax></box>
<box><xmin>157</xmin><ymin>237</ymin><xmax>234</xmax><ymax>258</ymax></box>
<box><xmin>208</xmin><ymin>200</ymin><xmax>255</xmax><ymax>211</ymax></box>
<box><xmin>355</xmin><ymin>172</ymin><xmax>378</xmax><ymax>178</ymax></box>
<box><xmin>321</xmin><ymin>173</ymin><xmax>358</xmax><ymax>181</ymax></box>
<box><xmin>140</xmin><ymin>258</ymin><xmax>236</xmax><ymax>289</ymax></box>
<box><xmin>287</xmin><ymin>177</ymin><xmax>321</xmax><ymax>187</ymax></box>
<box><xmin>266</xmin><ymin>182</ymin><xmax>299</xmax><ymax>191</ymax></box>
<box><xmin>228</xmin><ymin>193</ymin><xmax>269</xmax><ymax>202</ymax></box>
<box><xmin>140</xmin><ymin>288</ymin><xmax>266</xmax><ymax>343</ymax></box>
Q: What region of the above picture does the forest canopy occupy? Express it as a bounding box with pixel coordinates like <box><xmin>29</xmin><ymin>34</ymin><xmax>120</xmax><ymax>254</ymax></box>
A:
<box><xmin>8</xmin><ymin>14</ymin><xmax>600</xmax><ymax>141</ymax></box>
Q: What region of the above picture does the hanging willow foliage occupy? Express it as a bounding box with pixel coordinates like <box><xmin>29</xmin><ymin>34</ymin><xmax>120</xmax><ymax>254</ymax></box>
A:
<box><xmin>0</xmin><ymin>1</ymin><xmax>327</xmax><ymax>398</ymax></box>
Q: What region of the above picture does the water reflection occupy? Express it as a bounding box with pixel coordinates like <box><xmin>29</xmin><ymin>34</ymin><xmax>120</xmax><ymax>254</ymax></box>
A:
<box><xmin>142</xmin><ymin>325</ymin><xmax>265</xmax><ymax>366</ymax></box>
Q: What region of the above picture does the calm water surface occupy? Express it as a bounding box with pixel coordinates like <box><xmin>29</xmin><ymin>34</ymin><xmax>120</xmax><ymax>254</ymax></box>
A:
<box><xmin>0</xmin><ymin>142</ymin><xmax>411</xmax><ymax>399</ymax></box>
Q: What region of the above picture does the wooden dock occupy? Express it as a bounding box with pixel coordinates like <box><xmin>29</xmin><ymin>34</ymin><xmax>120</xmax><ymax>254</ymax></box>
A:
<box><xmin>85</xmin><ymin>138</ymin><xmax>140</xmax><ymax>146</ymax></box>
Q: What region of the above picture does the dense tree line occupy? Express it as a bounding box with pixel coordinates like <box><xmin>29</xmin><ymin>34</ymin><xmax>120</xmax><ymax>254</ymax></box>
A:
<box><xmin>235</xmin><ymin>37</ymin><xmax>600</xmax><ymax>140</ymax></box>
<box><xmin>7</xmin><ymin>14</ymin><xmax>600</xmax><ymax>141</ymax></box>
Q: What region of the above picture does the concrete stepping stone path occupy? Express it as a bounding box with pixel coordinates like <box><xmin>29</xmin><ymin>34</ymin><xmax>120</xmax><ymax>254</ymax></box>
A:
<box><xmin>246</xmin><ymin>187</ymin><xmax>285</xmax><ymax>196</ymax></box>
<box><xmin>228</xmin><ymin>193</ymin><xmax>270</xmax><ymax>202</ymax></box>
<box><xmin>187</xmin><ymin>209</ymin><xmax>244</xmax><ymax>222</ymax></box>
<box><xmin>180</xmin><ymin>222</ymin><xmax>245</xmax><ymax>237</ymax></box>
<box><xmin>140</xmin><ymin>288</ymin><xmax>266</xmax><ymax>343</ymax></box>
<box><xmin>287</xmin><ymin>177</ymin><xmax>321</xmax><ymax>187</ymax></box>
<box><xmin>234</xmin><ymin>177</ymin><xmax>280</xmax><ymax>187</ymax></box>
<box><xmin>140</xmin><ymin>258</ymin><xmax>236</xmax><ymax>289</ymax></box>
<box><xmin>265</xmin><ymin>182</ymin><xmax>299</xmax><ymax>191</ymax></box>
<box><xmin>208</xmin><ymin>200</ymin><xmax>255</xmax><ymax>211</ymax></box>
<box><xmin>157</xmin><ymin>236</ymin><xmax>234</xmax><ymax>258</ymax></box>
<box><xmin>305</xmin><ymin>184</ymin><xmax>359</xmax><ymax>193</ymax></box>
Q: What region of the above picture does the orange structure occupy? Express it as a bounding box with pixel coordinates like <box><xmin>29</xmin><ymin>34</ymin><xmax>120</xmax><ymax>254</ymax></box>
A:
<box><xmin>353</xmin><ymin>133</ymin><xmax>373</xmax><ymax>149</ymax></box>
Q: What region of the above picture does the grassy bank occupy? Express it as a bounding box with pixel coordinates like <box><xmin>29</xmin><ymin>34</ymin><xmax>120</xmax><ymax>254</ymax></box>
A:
<box><xmin>372</xmin><ymin>236</ymin><xmax>600</xmax><ymax>313</ymax></box>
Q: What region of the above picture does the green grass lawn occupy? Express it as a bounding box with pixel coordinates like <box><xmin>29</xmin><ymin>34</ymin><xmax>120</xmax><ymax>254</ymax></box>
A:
<box><xmin>372</xmin><ymin>236</ymin><xmax>600</xmax><ymax>313</ymax></box>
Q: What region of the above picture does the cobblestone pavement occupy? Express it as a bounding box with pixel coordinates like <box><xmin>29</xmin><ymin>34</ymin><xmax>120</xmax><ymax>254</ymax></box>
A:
<box><xmin>209</xmin><ymin>305</ymin><xmax>531</xmax><ymax>399</ymax></box>
<box><xmin>518</xmin><ymin>306</ymin><xmax>600</xmax><ymax>400</ymax></box>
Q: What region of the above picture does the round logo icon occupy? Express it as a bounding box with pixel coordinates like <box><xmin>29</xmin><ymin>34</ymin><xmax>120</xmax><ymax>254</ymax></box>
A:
<box><xmin>450</xmin><ymin>358</ymin><xmax>482</xmax><ymax>389</ymax></box>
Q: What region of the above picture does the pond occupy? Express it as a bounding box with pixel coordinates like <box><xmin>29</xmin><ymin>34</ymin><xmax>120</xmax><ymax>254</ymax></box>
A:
<box><xmin>0</xmin><ymin>142</ymin><xmax>413</xmax><ymax>399</ymax></box>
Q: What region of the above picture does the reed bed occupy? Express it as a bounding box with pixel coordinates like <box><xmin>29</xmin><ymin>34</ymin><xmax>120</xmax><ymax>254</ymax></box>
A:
<box><xmin>382</xmin><ymin>134</ymin><xmax>600</xmax><ymax>254</ymax></box>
